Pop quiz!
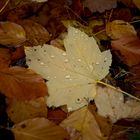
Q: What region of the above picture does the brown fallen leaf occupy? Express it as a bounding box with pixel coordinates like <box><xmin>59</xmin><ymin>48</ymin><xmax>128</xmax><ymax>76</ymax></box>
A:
<box><xmin>18</xmin><ymin>20</ymin><xmax>50</xmax><ymax>46</ymax></box>
<box><xmin>0</xmin><ymin>21</ymin><xmax>26</xmax><ymax>46</ymax></box>
<box><xmin>7</xmin><ymin>97</ymin><xmax>47</xmax><ymax>123</ymax></box>
<box><xmin>12</xmin><ymin>118</ymin><xmax>69</xmax><ymax>140</ymax></box>
<box><xmin>83</xmin><ymin>0</ymin><xmax>117</xmax><ymax>13</ymax></box>
<box><xmin>0</xmin><ymin>48</ymin><xmax>11</xmax><ymax>69</ymax></box>
<box><xmin>106</xmin><ymin>20</ymin><xmax>136</xmax><ymax>40</ymax></box>
<box><xmin>60</xmin><ymin>106</ymin><xmax>103</xmax><ymax>140</ymax></box>
<box><xmin>95</xmin><ymin>86</ymin><xmax>140</xmax><ymax>123</ymax></box>
<box><xmin>111</xmin><ymin>35</ymin><xmax>140</xmax><ymax>66</ymax></box>
<box><xmin>133</xmin><ymin>0</ymin><xmax>140</xmax><ymax>9</ymax></box>
<box><xmin>0</xmin><ymin>67</ymin><xmax>48</xmax><ymax>100</ymax></box>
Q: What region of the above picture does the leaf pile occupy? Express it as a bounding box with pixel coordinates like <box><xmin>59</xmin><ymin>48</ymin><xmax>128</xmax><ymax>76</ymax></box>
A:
<box><xmin>0</xmin><ymin>0</ymin><xmax>140</xmax><ymax>140</ymax></box>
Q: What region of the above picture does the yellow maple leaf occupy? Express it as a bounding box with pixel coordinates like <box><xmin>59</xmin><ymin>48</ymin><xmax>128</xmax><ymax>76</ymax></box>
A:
<box><xmin>25</xmin><ymin>26</ymin><xmax>112</xmax><ymax>111</ymax></box>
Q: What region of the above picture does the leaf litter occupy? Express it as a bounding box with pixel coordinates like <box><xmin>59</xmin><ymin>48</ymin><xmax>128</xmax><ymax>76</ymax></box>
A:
<box><xmin>0</xmin><ymin>0</ymin><xmax>140</xmax><ymax>140</ymax></box>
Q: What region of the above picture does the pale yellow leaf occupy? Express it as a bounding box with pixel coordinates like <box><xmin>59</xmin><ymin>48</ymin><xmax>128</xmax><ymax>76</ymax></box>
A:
<box><xmin>12</xmin><ymin>118</ymin><xmax>69</xmax><ymax>140</ymax></box>
<box><xmin>25</xmin><ymin>26</ymin><xmax>112</xmax><ymax>111</ymax></box>
<box><xmin>95</xmin><ymin>86</ymin><xmax>140</xmax><ymax>123</ymax></box>
<box><xmin>60</xmin><ymin>107</ymin><xmax>103</xmax><ymax>140</ymax></box>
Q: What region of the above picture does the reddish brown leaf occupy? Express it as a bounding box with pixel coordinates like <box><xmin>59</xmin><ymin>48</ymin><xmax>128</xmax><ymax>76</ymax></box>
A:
<box><xmin>0</xmin><ymin>67</ymin><xmax>48</xmax><ymax>100</ymax></box>
<box><xmin>0</xmin><ymin>48</ymin><xmax>11</xmax><ymax>69</ymax></box>
<box><xmin>18</xmin><ymin>20</ymin><xmax>50</xmax><ymax>46</ymax></box>
<box><xmin>47</xmin><ymin>108</ymin><xmax>67</xmax><ymax>124</ymax></box>
<box><xmin>111</xmin><ymin>35</ymin><xmax>140</xmax><ymax>66</ymax></box>
<box><xmin>70</xmin><ymin>0</ymin><xmax>83</xmax><ymax>16</ymax></box>
<box><xmin>11</xmin><ymin>46</ymin><xmax>25</xmax><ymax>61</ymax></box>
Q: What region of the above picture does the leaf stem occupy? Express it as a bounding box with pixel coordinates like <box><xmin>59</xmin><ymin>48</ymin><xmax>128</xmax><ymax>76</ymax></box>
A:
<box><xmin>96</xmin><ymin>80</ymin><xmax>140</xmax><ymax>101</ymax></box>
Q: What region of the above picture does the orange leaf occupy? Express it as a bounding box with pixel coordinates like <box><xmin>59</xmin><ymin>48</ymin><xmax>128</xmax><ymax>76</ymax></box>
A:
<box><xmin>0</xmin><ymin>21</ymin><xmax>26</xmax><ymax>46</ymax></box>
<box><xmin>12</xmin><ymin>118</ymin><xmax>69</xmax><ymax>140</ymax></box>
<box><xmin>0</xmin><ymin>67</ymin><xmax>48</xmax><ymax>100</ymax></box>
<box><xmin>0</xmin><ymin>48</ymin><xmax>11</xmax><ymax>69</ymax></box>
<box><xmin>7</xmin><ymin>97</ymin><xmax>48</xmax><ymax>123</ymax></box>
<box><xmin>111</xmin><ymin>35</ymin><xmax>140</xmax><ymax>66</ymax></box>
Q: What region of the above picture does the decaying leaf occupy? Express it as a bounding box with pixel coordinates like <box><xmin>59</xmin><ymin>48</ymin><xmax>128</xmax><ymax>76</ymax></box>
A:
<box><xmin>106</xmin><ymin>20</ymin><xmax>136</xmax><ymax>40</ymax></box>
<box><xmin>25</xmin><ymin>26</ymin><xmax>112</xmax><ymax>111</ymax></box>
<box><xmin>111</xmin><ymin>35</ymin><xmax>140</xmax><ymax>66</ymax></box>
<box><xmin>95</xmin><ymin>86</ymin><xmax>140</xmax><ymax>123</ymax></box>
<box><xmin>0</xmin><ymin>21</ymin><xmax>26</xmax><ymax>46</ymax></box>
<box><xmin>12</xmin><ymin>118</ymin><xmax>69</xmax><ymax>140</ymax></box>
<box><xmin>7</xmin><ymin>97</ymin><xmax>47</xmax><ymax>123</ymax></box>
<box><xmin>83</xmin><ymin>0</ymin><xmax>117</xmax><ymax>13</ymax></box>
<box><xmin>60</xmin><ymin>106</ymin><xmax>103</xmax><ymax>140</ymax></box>
<box><xmin>0</xmin><ymin>67</ymin><xmax>48</xmax><ymax>100</ymax></box>
<box><xmin>19</xmin><ymin>20</ymin><xmax>50</xmax><ymax>46</ymax></box>
<box><xmin>0</xmin><ymin>48</ymin><xmax>11</xmax><ymax>69</ymax></box>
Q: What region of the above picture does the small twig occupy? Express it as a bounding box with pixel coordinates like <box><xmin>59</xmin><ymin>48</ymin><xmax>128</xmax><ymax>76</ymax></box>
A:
<box><xmin>0</xmin><ymin>0</ymin><xmax>10</xmax><ymax>14</ymax></box>
<box><xmin>108</xmin><ymin>9</ymin><xmax>113</xmax><ymax>22</ymax></box>
<box><xmin>96</xmin><ymin>80</ymin><xmax>140</xmax><ymax>101</ymax></box>
<box><xmin>94</xmin><ymin>29</ymin><xmax>105</xmax><ymax>36</ymax></box>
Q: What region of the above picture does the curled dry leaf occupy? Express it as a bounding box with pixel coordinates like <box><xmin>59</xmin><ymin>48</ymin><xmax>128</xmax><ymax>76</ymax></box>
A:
<box><xmin>0</xmin><ymin>21</ymin><xmax>26</xmax><ymax>46</ymax></box>
<box><xmin>83</xmin><ymin>0</ymin><xmax>117</xmax><ymax>13</ymax></box>
<box><xmin>106</xmin><ymin>20</ymin><xmax>136</xmax><ymax>40</ymax></box>
<box><xmin>7</xmin><ymin>97</ymin><xmax>47</xmax><ymax>123</ymax></box>
<box><xmin>25</xmin><ymin>26</ymin><xmax>112</xmax><ymax>111</ymax></box>
<box><xmin>12</xmin><ymin>118</ymin><xmax>69</xmax><ymax>140</ymax></box>
<box><xmin>0</xmin><ymin>67</ymin><xmax>48</xmax><ymax>100</ymax></box>
<box><xmin>111</xmin><ymin>35</ymin><xmax>140</xmax><ymax>66</ymax></box>
<box><xmin>95</xmin><ymin>86</ymin><xmax>140</xmax><ymax>123</ymax></box>
<box><xmin>19</xmin><ymin>20</ymin><xmax>50</xmax><ymax>46</ymax></box>
<box><xmin>0</xmin><ymin>48</ymin><xmax>11</xmax><ymax>69</ymax></box>
<box><xmin>60</xmin><ymin>106</ymin><xmax>103</xmax><ymax>140</ymax></box>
